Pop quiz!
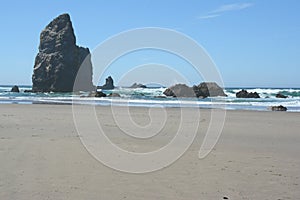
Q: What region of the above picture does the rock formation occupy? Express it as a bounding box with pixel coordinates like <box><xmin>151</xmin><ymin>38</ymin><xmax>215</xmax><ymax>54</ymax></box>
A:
<box><xmin>271</xmin><ymin>105</ymin><xmax>287</xmax><ymax>111</ymax></box>
<box><xmin>276</xmin><ymin>93</ymin><xmax>288</xmax><ymax>98</ymax></box>
<box><xmin>236</xmin><ymin>89</ymin><xmax>260</xmax><ymax>98</ymax></box>
<box><xmin>10</xmin><ymin>85</ymin><xmax>20</xmax><ymax>93</ymax></box>
<box><xmin>88</xmin><ymin>91</ymin><xmax>107</xmax><ymax>97</ymax></box>
<box><xmin>97</xmin><ymin>76</ymin><xmax>115</xmax><ymax>90</ymax></box>
<box><xmin>193</xmin><ymin>82</ymin><xmax>227</xmax><ymax>98</ymax></box>
<box><xmin>163</xmin><ymin>84</ymin><xmax>196</xmax><ymax>97</ymax></box>
<box><xmin>130</xmin><ymin>83</ymin><xmax>147</xmax><ymax>88</ymax></box>
<box><xmin>164</xmin><ymin>82</ymin><xmax>226</xmax><ymax>98</ymax></box>
<box><xmin>32</xmin><ymin>13</ymin><xmax>93</xmax><ymax>92</ymax></box>
<box><xmin>95</xmin><ymin>91</ymin><xmax>107</xmax><ymax>97</ymax></box>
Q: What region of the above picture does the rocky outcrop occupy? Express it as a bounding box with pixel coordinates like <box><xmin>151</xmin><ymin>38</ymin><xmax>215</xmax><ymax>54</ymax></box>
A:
<box><xmin>193</xmin><ymin>82</ymin><xmax>227</xmax><ymax>98</ymax></box>
<box><xmin>32</xmin><ymin>13</ymin><xmax>93</xmax><ymax>92</ymax></box>
<box><xmin>163</xmin><ymin>88</ymin><xmax>174</xmax><ymax>97</ymax></box>
<box><xmin>95</xmin><ymin>91</ymin><xmax>107</xmax><ymax>97</ymax></box>
<box><xmin>271</xmin><ymin>105</ymin><xmax>287</xmax><ymax>111</ymax></box>
<box><xmin>276</xmin><ymin>93</ymin><xmax>288</xmax><ymax>98</ymax></box>
<box><xmin>164</xmin><ymin>82</ymin><xmax>226</xmax><ymax>98</ymax></box>
<box><xmin>163</xmin><ymin>84</ymin><xmax>196</xmax><ymax>97</ymax></box>
<box><xmin>11</xmin><ymin>85</ymin><xmax>20</xmax><ymax>93</ymax></box>
<box><xmin>97</xmin><ymin>76</ymin><xmax>114</xmax><ymax>90</ymax></box>
<box><xmin>130</xmin><ymin>83</ymin><xmax>147</xmax><ymax>88</ymax></box>
<box><xmin>236</xmin><ymin>89</ymin><xmax>260</xmax><ymax>98</ymax></box>
<box><xmin>88</xmin><ymin>91</ymin><xmax>106</xmax><ymax>97</ymax></box>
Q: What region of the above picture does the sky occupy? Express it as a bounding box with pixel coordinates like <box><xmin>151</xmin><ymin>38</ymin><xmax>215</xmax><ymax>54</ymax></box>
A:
<box><xmin>0</xmin><ymin>0</ymin><xmax>299</xmax><ymax>87</ymax></box>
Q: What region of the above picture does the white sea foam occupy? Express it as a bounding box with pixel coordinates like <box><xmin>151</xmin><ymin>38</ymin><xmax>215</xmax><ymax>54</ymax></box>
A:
<box><xmin>1</xmin><ymin>86</ymin><xmax>300</xmax><ymax>112</ymax></box>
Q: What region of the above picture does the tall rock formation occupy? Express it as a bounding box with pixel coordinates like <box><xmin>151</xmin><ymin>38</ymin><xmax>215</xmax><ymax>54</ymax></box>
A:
<box><xmin>32</xmin><ymin>13</ymin><xmax>93</xmax><ymax>92</ymax></box>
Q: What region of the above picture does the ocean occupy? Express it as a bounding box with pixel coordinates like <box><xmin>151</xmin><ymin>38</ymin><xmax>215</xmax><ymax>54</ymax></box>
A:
<box><xmin>1</xmin><ymin>85</ymin><xmax>300</xmax><ymax>112</ymax></box>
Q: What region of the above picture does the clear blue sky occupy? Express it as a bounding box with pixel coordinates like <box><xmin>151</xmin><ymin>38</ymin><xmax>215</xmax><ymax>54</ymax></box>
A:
<box><xmin>0</xmin><ymin>0</ymin><xmax>299</xmax><ymax>87</ymax></box>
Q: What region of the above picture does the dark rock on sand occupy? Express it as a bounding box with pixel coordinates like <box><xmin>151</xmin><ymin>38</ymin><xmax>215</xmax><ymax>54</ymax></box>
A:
<box><xmin>163</xmin><ymin>84</ymin><xmax>196</xmax><ymax>97</ymax></box>
<box><xmin>193</xmin><ymin>82</ymin><xmax>227</xmax><ymax>98</ymax></box>
<box><xmin>271</xmin><ymin>105</ymin><xmax>287</xmax><ymax>111</ymax></box>
<box><xmin>95</xmin><ymin>91</ymin><xmax>107</xmax><ymax>97</ymax></box>
<box><xmin>97</xmin><ymin>76</ymin><xmax>114</xmax><ymax>90</ymax></box>
<box><xmin>108</xmin><ymin>93</ymin><xmax>121</xmax><ymax>97</ymax></box>
<box><xmin>88</xmin><ymin>91</ymin><xmax>106</xmax><ymax>97</ymax></box>
<box><xmin>276</xmin><ymin>93</ymin><xmax>288</xmax><ymax>98</ymax></box>
<box><xmin>130</xmin><ymin>83</ymin><xmax>147</xmax><ymax>88</ymax></box>
<box><xmin>236</xmin><ymin>89</ymin><xmax>260</xmax><ymax>98</ymax></box>
<box><xmin>10</xmin><ymin>85</ymin><xmax>20</xmax><ymax>93</ymax></box>
<box><xmin>32</xmin><ymin>13</ymin><xmax>93</xmax><ymax>92</ymax></box>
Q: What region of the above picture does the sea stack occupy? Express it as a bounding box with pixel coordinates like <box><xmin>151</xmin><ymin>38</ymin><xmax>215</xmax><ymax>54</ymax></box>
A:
<box><xmin>10</xmin><ymin>85</ymin><xmax>20</xmax><ymax>93</ymax></box>
<box><xmin>130</xmin><ymin>83</ymin><xmax>147</xmax><ymax>88</ymax></box>
<box><xmin>97</xmin><ymin>76</ymin><xmax>115</xmax><ymax>90</ymax></box>
<box><xmin>32</xmin><ymin>13</ymin><xmax>93</xmax><ymax>92</ymax></box>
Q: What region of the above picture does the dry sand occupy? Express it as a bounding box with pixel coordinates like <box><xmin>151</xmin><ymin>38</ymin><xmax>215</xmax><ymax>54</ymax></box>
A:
<box><xmin>0</xmin><ymin>104</ymin><xmax>300</xmax><ymax>199</ymax></box>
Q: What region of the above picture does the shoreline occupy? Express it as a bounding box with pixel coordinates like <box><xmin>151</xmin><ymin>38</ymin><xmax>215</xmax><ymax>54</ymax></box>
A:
<box><xmin>1</xmin><ymin>85</ymin><xmax>300</xmax><ymax>112</ymax></box>
<box><xmin>1</xmin><ymin>102</ymin><xmax>299</xmax><ymax>113</ymax></box>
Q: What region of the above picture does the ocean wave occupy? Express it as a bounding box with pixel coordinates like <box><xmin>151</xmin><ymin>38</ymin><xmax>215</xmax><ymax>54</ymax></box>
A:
<box><xmin>225</xmin><ymin>88</ymin><xmax>300</xmax><ymax>98</ymax></box>
<box><xmin>1</xmin><ymin>86</ymin><xmax>300</xmax><ymax>112</ymax></box>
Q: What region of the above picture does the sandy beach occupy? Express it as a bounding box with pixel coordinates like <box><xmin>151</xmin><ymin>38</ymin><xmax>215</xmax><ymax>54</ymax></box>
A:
<box><xmin>0</xmin><ymin>104</ymin><xmax>300</xmax><ymax>199</ymax></box>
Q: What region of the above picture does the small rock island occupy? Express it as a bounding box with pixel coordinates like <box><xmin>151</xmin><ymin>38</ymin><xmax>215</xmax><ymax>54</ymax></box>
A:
<box><xmin>97</xmin><ymin>76</ymin><xmax>115</xmax><ymax>90</ymax></box>
<box><xmin>163</xmin><ymin>82</ymin><xmax>227</xmax><ymax>98</ymax></box>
